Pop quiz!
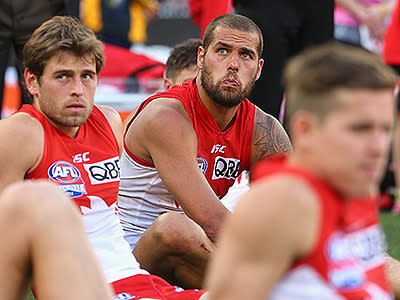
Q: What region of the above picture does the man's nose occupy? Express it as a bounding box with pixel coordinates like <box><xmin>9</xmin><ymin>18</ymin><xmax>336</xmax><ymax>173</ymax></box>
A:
<box><xmin>227</xmin><ymin>53</ymin><xmax>239</xmax><ymax>72</ymax></box>
<box><xmin>71</xmin><ymin>76</ymin><xmax>84</xmax><ymax>96</ymax></box>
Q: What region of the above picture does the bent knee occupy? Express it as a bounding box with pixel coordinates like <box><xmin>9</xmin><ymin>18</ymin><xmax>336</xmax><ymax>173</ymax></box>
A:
<box><xmin>151</xmin><ymin>212</ymin><xmax>210</xmax><ymax>252</ymax></box>
<box><xmin>150</xmin><ymin>212</ymin><xmax>187</xmax><ymax>249</ymax></box>
<box><xmin>0</xmin><ymin>181</ymin><xmax>79</xmax><ymax>226</ymax></box>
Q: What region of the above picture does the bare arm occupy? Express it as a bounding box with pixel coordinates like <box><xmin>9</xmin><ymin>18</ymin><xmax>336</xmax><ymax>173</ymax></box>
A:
<box><xmin>125</xmin><ymin>99</ymin><xmax>229</xmax><ymax>241</ymax></box>
<box><xmin>385</xmin><ymin>255</ymin><xmax>400</xmax><ymax>299</ymax></box>
<box><xmin>251</xmin><ymin>108</ymin><xmax>292</xmax><ymax>166</ymax></box>
<box><xmin>97</xmin><ymin>105</ymin><xmax>123</xmax><ymax>155</ymax></box>
<box><xmin>0</xmin><ymin>114</ymin><xmax>43</xmax><ymax>193</ymax></box>
<box><xmin>204</xmin><ymin>176</ymin><xmax>318</xmax><ymax>299</ymax></box>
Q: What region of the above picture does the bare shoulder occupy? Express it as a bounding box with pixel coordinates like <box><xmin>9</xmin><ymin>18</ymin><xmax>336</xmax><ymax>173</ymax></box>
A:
<box><xmin>239</xmin><ymin>175</ymin><xmax>317</xmax><ymax>217</ymax></box>
<box><xmin>251</xmin><ymin>107</ymin><xmax>292</xmax><ymax>165</ymax></box>
<box><xmin>96</xmin><ymin>104</ymin><xmax>122</xmax><ymax>128</ymax></box>
<box><xmin>124</xmin><ymin>97</ymin><xmax>196</xmax><ymax>162</ymax></box>
<box><xmin>137</xmin><ymin>98</ymin><xmax>193</xmax><ymax>137</ymax></box>
<box><xmin>145</xmin><ymin>97</ymin><xmax>190</xmax><ymax>119</ymax></box>
<box><xmin>205</xmin><ymin>174</ymin><xmax>320</xmax><ymax>299</ymax></box>
<box><xmin>0</xmin><ymin>113</ymin><xmax>44</xmax><ymax>190</ymax></box>
<box><xmin>234</xmin><ymin>174</ymin><xmax>319</xmax><ymax>256</ymax></box>
<box><xmin>96</xmin><ymin>105</ymin><xmax>123</xmax><ymax>154</ymax></box>
<box><xmin>0</xmin><ymin>112</ymin><xmax>43</xmax><ymax>142</ymax></box>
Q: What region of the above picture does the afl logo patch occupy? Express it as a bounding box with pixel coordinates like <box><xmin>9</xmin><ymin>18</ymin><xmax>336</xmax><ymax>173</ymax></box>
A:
<box><xmin>48</xmin><ymin>161</ymin><xmax>81</xmax><ymax>183</ymax></box>
<box><xmin>197</xmin><ymin>158</ymin><xmax>208</xmax><ymax>174</ymax></box>
<box><xmin>48</xmin><ymin>161</ymin><xmax>87</xmax><ymax>198</ymax></box>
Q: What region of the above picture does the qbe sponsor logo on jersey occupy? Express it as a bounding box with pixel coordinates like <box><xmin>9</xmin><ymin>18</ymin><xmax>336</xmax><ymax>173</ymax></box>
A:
<box><xmin>346</xmin><ymin>225</ymin><xmax>387</xmax><ymax>267</ymax></box>
<box><xmin>84</xmin><ymin>156</ymin><xmax>120</xmax><ymax>185</ymax></box>
<box><xmin>197</xmin><ymin>158</ymin><xmax>208</xmax><ymax>174</ymax></box>
<box><xmin>48</xmin><ymin>161</ymin><xmax>87</xmax><ymax>198</ymax></box>
<box><xmin>212</xmin><ymin>156</ymin><xmax>240</xmax><ymax>180</ymax></box>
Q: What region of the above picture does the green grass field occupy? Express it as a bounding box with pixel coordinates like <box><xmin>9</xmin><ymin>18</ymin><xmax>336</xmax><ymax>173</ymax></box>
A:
<box><xmin>380</xmin><ymin>211</ymin><xmax>400</xmax><ymax>259</ymax></box>
<box><xmin>25</xmin><ymin>211</ymin><xmax>400</xmax><ymax>300</ymax></box>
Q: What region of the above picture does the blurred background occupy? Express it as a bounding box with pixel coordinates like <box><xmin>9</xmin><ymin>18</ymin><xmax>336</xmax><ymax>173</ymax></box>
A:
<box><xmin>1</xmin><ymin>0</ymin><xmax>202</xmax><ymax>119</ymax></box>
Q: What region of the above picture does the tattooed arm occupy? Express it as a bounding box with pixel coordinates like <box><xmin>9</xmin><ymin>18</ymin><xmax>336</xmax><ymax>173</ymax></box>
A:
<box><xmin>250</xmin><ymin>107</ymin><xmax>292</xmax><ymax>166</ymax></box>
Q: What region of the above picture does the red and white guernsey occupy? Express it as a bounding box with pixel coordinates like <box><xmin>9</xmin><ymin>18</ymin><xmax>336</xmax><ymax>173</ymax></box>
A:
<box><xmin>20</xmin><ymin>104</ymin><xmax>148</xmax><ymax>283</ymax></box>
<box><xmin>251</xmin><ymin>156</ymin><xmax>393</xmax><ymax>299</ymax></box>
<box><xmin>118</xmin><ymin>78</ymin><xmax>256</xmax><ymax>248</ymax></box>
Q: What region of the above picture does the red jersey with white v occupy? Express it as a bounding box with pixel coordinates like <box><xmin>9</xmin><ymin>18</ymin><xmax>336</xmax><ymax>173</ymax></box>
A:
<box><xmin>21</xmin><ymin>104</ymin><xmax>120</xmax><ymax>211</ymax></box>
<box><xmin>252</xmin><ymin>156</ymin><xmax>392</xmax><ymax>299</ymax></box>
<box><xmin>20</xmin><ymin>105</ymin><xmax>151</xmax><ymax>284</ymax></box>
<box><xmin>127</xmin><ymin>79</ymin><xmax>255</xmax><ymax>198</ymax></box>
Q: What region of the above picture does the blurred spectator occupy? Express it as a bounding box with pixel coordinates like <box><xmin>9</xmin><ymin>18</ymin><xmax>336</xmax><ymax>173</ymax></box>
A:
<box><xmin>81</xmin><ymin>0</ymin><xmax>159</xmax><ymax>48</ymax></box>
<box><xmin>163</xmin><ymin>38</ymin><xmax>201</xmax><ymax>90</ymax></box>
<box><xmin>130</xmin><ymin>0</ymin><xmax>160</xmax><ymax>44</ymax></box>
<box><xmin>0</xmin><ymin>0</ymin><xmax>79</xmax><ymax>119</ymax></box>
<box><xmin>189</xmin><ymin>0</ymin><xmax>233</xmax><ymax>38</ymax></box>
<box><xmin>234</xmin><ymin>0</ymin><xmax>334</xmax><ymax>122</ymax></box>
<box><xmin>121</xmin><ymin>38</ymin><xmax>201</xmax><ymax>125</ymax></box>
<box><xmin>335</xmin><ymin>0</ymin><xmax>396</xmax><ymax>53</ymax></box>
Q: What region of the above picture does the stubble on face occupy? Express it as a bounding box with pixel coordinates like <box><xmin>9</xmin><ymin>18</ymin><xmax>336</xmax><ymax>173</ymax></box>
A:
<box><xmin>35</xmin><ymin>53</ymin><xmax>97</xmax><ymax>135</ymax></box>
<box><xmin>200</xmin><ymin>59</ymin><xmax>257</xmax><ymax>108</ymax></box>
<box><xmin>46</xmin><ymin>103</ymin><xmax>93</xmax><ymax>129</ymax></box>
<box><xmin>37</xmin><ymin>77</ymin><xmax>94</xmax><ymax>131</ymax></box>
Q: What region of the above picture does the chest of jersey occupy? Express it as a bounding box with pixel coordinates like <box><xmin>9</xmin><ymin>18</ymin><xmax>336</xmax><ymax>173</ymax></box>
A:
<box><xmin>176</xmin><ymin>81</ymin><xmax>255</xmax><ymax>198</ymax></box>
<box><xmin>196</xmin><ymin>131</ymin><xmax>247</xmax><ymax>198</ymax></box>
<box><xmin>136</xmin><ymin>80</ymin><xmax>256</xmax><ymax>198</ymax></box>
<box><xmin>25</xmin><ymin>106</ymin><xmax>120</xmax><ymax>211</ymax></box>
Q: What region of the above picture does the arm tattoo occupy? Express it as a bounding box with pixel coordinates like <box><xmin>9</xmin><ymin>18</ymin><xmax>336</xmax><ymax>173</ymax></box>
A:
<box><xmin>253</xmin><ymin>113</ymin><xmax>292</xmax><ymax>161</ymax></box>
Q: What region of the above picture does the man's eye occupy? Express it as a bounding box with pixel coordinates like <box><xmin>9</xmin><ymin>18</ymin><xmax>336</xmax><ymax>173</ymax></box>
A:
<box><xmin>349</xmin><ymin>124</ymin><xmax>371</xmax><ymax>132</ymax></box>
<box><xmin>218</xmin><ymin>48</ymin><xmax>227</xmax><ymax>54</ymax></box>
<box><xmin>82</xmin><ymin>74</ymin><xmax>94</xmax><ymax>80</ymax></box>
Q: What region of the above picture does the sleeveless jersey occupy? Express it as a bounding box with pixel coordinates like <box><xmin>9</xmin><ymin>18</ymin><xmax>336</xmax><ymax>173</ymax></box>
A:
<box><xmin>251</xmin><ymin>156</ymin><xmax>392</xmax><ymax>299</ymax></box>
<box><xmin>118</xmin><ymin>78</ymin><xmax>256</xmax><ymax>248</ymax></box>
<box><xmin>20</xmin><ymin>104</ymin><xmax>148</xmax><ymax>283</ymax></box>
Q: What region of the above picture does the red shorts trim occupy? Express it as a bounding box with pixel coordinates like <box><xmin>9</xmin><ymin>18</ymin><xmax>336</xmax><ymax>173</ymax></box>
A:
<box><xmin>111</xmin><ymin>274</ymin><xmax>205</xmax><ymax>299</ymax></box>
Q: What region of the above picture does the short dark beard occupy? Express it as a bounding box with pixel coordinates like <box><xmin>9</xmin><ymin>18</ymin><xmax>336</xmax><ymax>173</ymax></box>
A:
<box><xmin>200</xmin><ymin>62</ymin><xmax>256</xmax><ymax>108</ymax></box>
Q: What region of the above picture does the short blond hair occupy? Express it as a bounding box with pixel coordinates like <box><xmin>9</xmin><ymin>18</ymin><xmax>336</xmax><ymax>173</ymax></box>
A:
<box><xmin>283</xmin><ymin>43</ymin><xmax>396</xmax><ymax>125</ymax></box>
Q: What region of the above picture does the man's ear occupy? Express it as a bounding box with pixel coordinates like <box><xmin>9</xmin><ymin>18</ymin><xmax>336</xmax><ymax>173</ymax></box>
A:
<box><xmin>255</xmin><ymin>58</ymin><xmax>264</xmax><ymax>81</ymax></box>
<box><xmin>197</xmin><ymin>46</ymin><xmax>205</xmax><ymax>69</ymax></box>
<box><xmin>289</xmin><ymin>111</ymin><xmax>319</xmax><ymax>151</ymax></box>
<box><xmin>24</xmin><ymin>68</ymin><xmax>38</xmax><ymax>97</ymax></box>
<box><xmin>164</xmin><ymin>77</ymin><xmax>174</xmax><ymax>91</ymax></box>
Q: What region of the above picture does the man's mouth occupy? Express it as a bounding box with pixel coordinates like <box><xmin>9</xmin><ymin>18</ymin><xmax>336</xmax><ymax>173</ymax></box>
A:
<box><xmin>66</xmin><ymin>103</ymin><xmax>85</xmax><ymax>111</ymax></box>
<box><xmin>221</xmin><ymin>78</ymin><xmax>239</xmax><ymax>87</ymax></box>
